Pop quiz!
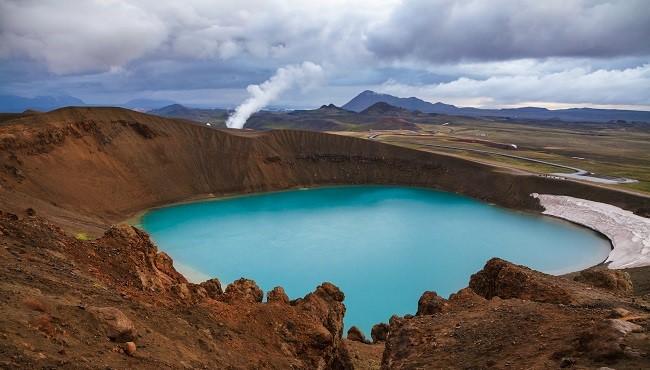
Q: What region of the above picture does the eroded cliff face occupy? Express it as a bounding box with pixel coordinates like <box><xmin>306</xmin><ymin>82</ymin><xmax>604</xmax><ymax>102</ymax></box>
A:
<box><xmin>1</xmin><ymin>107</ymin><xmax>648</xmax><ymax>235</ymax></box>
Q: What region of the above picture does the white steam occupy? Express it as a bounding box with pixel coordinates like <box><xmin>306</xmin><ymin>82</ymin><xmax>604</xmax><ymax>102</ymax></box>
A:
<box><xmin>226</xmin><ymin>61</ymin><xmax>324</xmax><ymax>129</ymax></box>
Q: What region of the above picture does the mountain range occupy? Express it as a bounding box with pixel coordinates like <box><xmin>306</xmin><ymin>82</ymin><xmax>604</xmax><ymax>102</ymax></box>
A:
<box><xmin>3</xmin><ymin>91</ymin><xmax>649</xmax><ymax>124</ymax></box>
<box><xmin>0</xmin><ymin>95</ymin><xmax>177</xmax><ymax>113</ymax></box>
<box><xmin>149</xmin><ymin>102</ymin><xmax>421</xmax><ymax>131</ymax></box>
<box><xmin>342</xmin><ymin>90</ymin><xmax>650</xmax><ymax>123</ymax></box>
<box><xmin>0</xmin><ymin>94</ymin><xmax>85</xmax><ymax>112</ymax></box>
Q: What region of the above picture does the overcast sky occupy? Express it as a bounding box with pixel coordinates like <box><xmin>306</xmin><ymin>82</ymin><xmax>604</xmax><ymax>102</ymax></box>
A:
<box><xmin>1</xmin><ymin>0</ymin><xmax>649</xmax><ymax>109</ymax></box>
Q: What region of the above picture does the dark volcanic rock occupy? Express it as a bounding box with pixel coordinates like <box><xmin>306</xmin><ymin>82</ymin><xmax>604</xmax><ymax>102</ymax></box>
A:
<box><xmin>347</xmin><ymin>326</ymin><xmax>369</xmax><ymax>343</ymax></box>
<box><xmin>371</xmin><ymin>322</ymin><xmax>389</xmax><ymax>343</ymax></box>
<box><xmin>448</xmin><ymin>287</ymin><xmax>487</xmax><ymax>307</ymax></box>
<box><xmin>295</xmin><ymin>282</ymin><xmax>353</xmax><ymax>368</ymax></box>
<box><xmin>223</xmin><ymin>278</ymin><xmax>263</xmax><ymax>303</ymax></box>
<box><xmin>416</xmin><ymin>291</ymin><xmax>448</xmax><ymax>316</ymax></box>
<box><xmin>267</xmin><ymin>286</ymin><xmax>289</xmax><ymax>304</ymax></box>
<box><xmin>574</xmin><ymin>268</ymin><xmax>634</xmax><ymax>295</ymax></box>
<box><xmin>469</xmin><ymin>258</ymin><xmax>572</xmax><ymax>304</ymax></box>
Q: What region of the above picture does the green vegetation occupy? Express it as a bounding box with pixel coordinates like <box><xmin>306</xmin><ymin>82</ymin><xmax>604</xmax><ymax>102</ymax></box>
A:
<box><xmin>74</xmin><ymin>232</ymin><xmax>91</xmax><ymax>241</ymax></box>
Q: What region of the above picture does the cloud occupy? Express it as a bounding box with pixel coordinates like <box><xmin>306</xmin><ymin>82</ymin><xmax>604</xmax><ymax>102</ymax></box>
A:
<box><xmin>366</xmin><ymin>0</ymin><xmax>650</xmax><ymax>63</ymax></box>
<box><xmin>0</xmin><ymin>0</ymin><xmax>167</xmax><ymax>74</ymax></box>
<box><xmin>0</xmin><ymin>0</ymin><xmax>648</xmax><ymax>110</ymax></box>
<box><xmin>0</xmin><ymin>0</ymin><xmax>395</xmax><ymax>75</ymax></box>
<box><xmin>378</xmin><ymin>64</ymin><xmax>650</xmax><ymax>108</ymax></box>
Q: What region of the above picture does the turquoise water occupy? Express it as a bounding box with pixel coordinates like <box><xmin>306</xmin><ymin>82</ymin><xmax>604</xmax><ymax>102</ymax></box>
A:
<box><xmin>141</xmin><ymin>186</ymin><xmax>610</xmax><ymax>334</ymax></box>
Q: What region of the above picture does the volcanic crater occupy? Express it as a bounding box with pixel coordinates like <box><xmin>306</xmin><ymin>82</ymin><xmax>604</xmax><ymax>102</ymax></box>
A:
<box><xmin>1</xmin><ymin>107</ymin><xmax>649</xmax><ymax>369</ymax></box>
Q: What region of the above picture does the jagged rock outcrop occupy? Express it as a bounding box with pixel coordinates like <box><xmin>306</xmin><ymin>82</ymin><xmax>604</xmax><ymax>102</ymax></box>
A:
<box><xmin>416</xmin><ymin>291</ymin><xmax>448</xmax><ymax>316</ymax></box>
<box><xmin>199</xmin><ymin>278</ymin><xmax>223</xmax><ymax>299</ymax></box>
<box><xmin>222</xmin><ymin>278</ymin><xmax>264</xmax><ymax>303</ymax></box>
<box><xmin>97</xmin><ymin>224</ymin><xmax>189</xmax><ymax>293</ymax></box>
<box><xmin>371</xmin><ymin>323</ymin><xmax>389</xmax><ymax>343</ymax></box>
<box><xmin>381</xmin><ymin>259</ymin><xmax>649</xmax><ymax>369</ymax></box>
<box><xmin>448</xmin><ymin>287</ymin><xmax>486</xmax><ymax>307</ymax></box>
<box><xmin>292</xmin><ymin>282</ymin><xmax>353</xmax><ymax>369</ymax></box>
<box><xmin>347</xmin><ymin>326</ymin><xmax>369</xmax><ymax>343</ymax></box>
<box><xmin>267</xmin><ymin>286</ymin><xmax>289</xmax><ymax>304</ymax></box>
<box><xmin>469</xmin><ymin>257</ymin><xmax>573</xmax><ymax>304</ymax></box>
<box><xmin>574</xmin><ymin>267</ymin><xmax>634</xmax><ymax>295</ymax></box>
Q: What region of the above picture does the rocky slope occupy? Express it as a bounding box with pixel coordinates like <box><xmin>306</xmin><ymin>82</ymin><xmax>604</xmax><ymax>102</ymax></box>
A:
<box><xmin>2</xmin><ymin>210</ymin><xmax>648</xmax><ymax>369</ymax></box>
<box><xmin>381</xmin><ymin>259</ymin><xmax>650</xmax><ymax>369</ymax></box>
<box><xmin>0</xmin><ymin>211</ymin><xmax>352</xmax><ymax>369</ymax></box>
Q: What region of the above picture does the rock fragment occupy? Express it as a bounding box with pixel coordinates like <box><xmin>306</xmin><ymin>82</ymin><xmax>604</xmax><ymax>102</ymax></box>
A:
<box><xmin>88</xmin><ymin>306</ymin><xmax>136</xmax><ymax>342</ymax></box>
<box><xmin>124</xmin><ymin>341</ymin><xmax>136</xmax><ymax>356</ymax></box>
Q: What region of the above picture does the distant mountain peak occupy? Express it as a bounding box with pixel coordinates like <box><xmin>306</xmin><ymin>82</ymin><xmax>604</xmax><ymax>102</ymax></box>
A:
<box><xmin>318</xmin><ymin>103</ymin><xmax>342</xmax><ymax>110</ymax></box>
<box><xmin>341</xmin><ymin>90</ymin><xmax>650</xmax><ymax>123</ymax></box>
<box><xmin>359</xmin><ymin>90</ymin><xmax>378</xmax><ymax>95</ymax></box>
<box><xmin>343</xmin><ymin>90</ymin><xmax>445</xmax><ymax>114</ymax></box>
<box><xmin>360</xmin><ymin>102</ymin><xmax>409</xmax><ymax>115</ymax></box>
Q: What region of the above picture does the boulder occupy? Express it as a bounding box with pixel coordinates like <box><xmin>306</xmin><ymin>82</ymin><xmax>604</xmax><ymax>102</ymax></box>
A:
<box><xmin>223</xmin><ymin>278</ymin><xmax>263</xmax><ymax>303</ymax></box>
<box><xmin>370</xmin><ymin>323</ymin><xmax>389</xmax><ymax>343</ymax></box>
<box><xmin>346</xmin><ymin>326</ymin><xmax>369</xmax><ymax>343</ymax></box>
<box><xmin>88</xmin><ymin>306</ymin><xmax>135</xmax><ymax>342</ymax></box>
<box><xmin>416</xmin><ymin>291</ymin><xmax>448</xmax><ymax>316</ymax></box>
<box><xmin>314</xmin><ymin>282</ymin><xmax>345</xmax><ymax>302</ymax></box>
<box><xmin>608</xmin><ymin>319</ymin><xmax>643</xmax><ymax>335</ymax></box>
<box><xmin>199</xmin><ymin>278</ymin><xmax>223</xmax><ymax>299</ymax></box>
<box><xmin>574</xmin><ymin>268</ymin><xmax>633</xmax><ymax>295</ymax></box>
<box><xmin>469</xmin><ymin>258</ymin><xmax>572</xmax><ymax>304</ymax></box>
<box><xmin>608</xmin><ymin>307</ymin><xmax>631</xmax><ymax>319</ymax></box>
<box><xmin>267</xmin><ymin>286</ymin><xmax>289</xmax><ymax>304</ymax></box>
<box><xmin>124</xmin><ymin>341</ymin><xmax>136</xmax><ymax>356</ymax></box>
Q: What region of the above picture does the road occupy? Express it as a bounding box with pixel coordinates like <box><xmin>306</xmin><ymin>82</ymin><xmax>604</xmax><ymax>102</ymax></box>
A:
<box><xmin>367</xmin><ymin>132</ymin><xmax>637</xmax><ymax>185</ymax></box>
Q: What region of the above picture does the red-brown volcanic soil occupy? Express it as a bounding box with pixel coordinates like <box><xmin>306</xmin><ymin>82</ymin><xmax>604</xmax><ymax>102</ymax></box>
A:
<box><xmin>0</xmin><ymin>107</ymin><xmax>649</xmax><ymax>369</ymax></box>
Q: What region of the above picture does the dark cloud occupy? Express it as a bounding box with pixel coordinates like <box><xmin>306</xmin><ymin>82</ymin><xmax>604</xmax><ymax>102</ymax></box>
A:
<box><xmin>0</xmin><ymin>0</ymin><xmax>648</xmax><ymax>109</ymax></box>
<box><xmin>366</xmin><ymin>0</ymin><xmax>650</xmax><ymax>63</ymax></box>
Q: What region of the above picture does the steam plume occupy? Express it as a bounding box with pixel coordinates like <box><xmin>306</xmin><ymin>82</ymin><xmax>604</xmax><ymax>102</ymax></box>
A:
<box><xmin>226</xmin><ymin>61</ymin><xmax>324</xmax><ymax>129</ymax></box>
